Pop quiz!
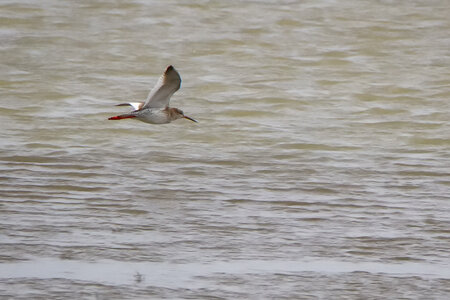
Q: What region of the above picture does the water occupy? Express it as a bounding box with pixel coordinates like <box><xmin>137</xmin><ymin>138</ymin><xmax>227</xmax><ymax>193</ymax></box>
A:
<box><xmin>1</xmin><ymin>0</ymin><xmax>449</xmax><ymax>299</ymax></box>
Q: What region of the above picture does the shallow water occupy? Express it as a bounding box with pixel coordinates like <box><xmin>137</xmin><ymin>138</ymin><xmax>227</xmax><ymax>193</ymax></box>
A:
<box><xmin>1</xmin><ymin>0</ymin><xmax>449</xmax><ymax>299</ymax></box>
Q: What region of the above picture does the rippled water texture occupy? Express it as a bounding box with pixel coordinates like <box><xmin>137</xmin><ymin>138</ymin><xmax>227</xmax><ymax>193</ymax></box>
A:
<box><xmin>1</xmin><ymin>0</ymin><xmax>449</xmax><ymax>299</ymax></box>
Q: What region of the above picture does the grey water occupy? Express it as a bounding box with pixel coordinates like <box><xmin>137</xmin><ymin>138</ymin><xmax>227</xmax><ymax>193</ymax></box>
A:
<box><xmin>1</xmin><ymin>0</ymin><xmax>449</xmax><ymax>299</ymax></box>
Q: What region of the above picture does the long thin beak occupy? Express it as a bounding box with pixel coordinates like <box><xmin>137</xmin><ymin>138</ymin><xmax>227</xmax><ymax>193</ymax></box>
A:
<box><xmin>184</xmin><ymin>115</ymin><xmax>198</xmax><ymax>123</ymax></box>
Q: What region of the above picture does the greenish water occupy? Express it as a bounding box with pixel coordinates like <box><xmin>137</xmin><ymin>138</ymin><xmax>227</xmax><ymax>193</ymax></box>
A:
<box><xmin>1</xmin><ymin>0</ymin><xmax>449</xmax><ymax>299</ymax></box>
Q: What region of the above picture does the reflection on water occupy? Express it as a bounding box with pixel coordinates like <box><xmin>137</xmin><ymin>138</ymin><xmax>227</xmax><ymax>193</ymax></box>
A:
<box><xmin>1</xmin><ymin>0</ymin><xmax>449</xmax><ymax>298</ymax></box>
<box><xmin>2</xmin><ymin>258</ymin><xmax>450</xmax><ymax>285</ymax></box>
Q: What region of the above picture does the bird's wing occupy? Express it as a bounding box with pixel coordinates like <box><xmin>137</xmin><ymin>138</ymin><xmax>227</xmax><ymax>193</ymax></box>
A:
<box><xmin>115</xmin><ymin>102</ymin><xmax>144</xmax><ymax>110</ymax></box>
<box><xmin>142</xmin><ymin>65</ymin><xmax>181</xmax><ymax>109</ymax></box>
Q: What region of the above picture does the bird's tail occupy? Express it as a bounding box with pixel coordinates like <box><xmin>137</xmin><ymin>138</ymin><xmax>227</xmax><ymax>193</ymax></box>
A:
<box><xmin>108</xmin><ymin>114</ymin><xmax>136</xmax><ymax>120</ymax></box>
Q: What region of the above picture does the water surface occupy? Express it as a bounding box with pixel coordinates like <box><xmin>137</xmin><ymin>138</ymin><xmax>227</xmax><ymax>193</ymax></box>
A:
<box><xmin>1</xmin><ymin>0</ymin><xmax>449</xmax><ymax>299</ymax></box>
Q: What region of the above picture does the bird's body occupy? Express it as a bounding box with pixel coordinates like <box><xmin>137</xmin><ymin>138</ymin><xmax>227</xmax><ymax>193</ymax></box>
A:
<box><xmin>133</xmin><ymin>107</ymin><xmax>183</xmax><ymax>124</ymax></box>
<box><xmin>108</xmin><ymin>65</ymin><xmax>197</xmax><ymax>124</ymax></box>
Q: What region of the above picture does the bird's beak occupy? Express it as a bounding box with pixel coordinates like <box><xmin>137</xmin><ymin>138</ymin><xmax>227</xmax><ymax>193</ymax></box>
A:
<box><xmin>184</xmin><ymin>115</ymin><xmax>198</xmax><ymax>123</ymax></box>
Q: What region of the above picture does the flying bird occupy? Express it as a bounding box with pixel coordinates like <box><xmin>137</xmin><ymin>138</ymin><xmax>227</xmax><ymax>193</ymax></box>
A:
<box><xmin>108</xmin><ymin>65</ymin><xmax>197</xmax><ymax>124</ymax></box>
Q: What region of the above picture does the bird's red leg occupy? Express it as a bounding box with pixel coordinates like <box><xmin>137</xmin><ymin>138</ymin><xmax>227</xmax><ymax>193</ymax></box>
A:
<box><xmin>108</xmin><ymin>115</ymin><xmax>136</xmax><ymax>120</ymax></box>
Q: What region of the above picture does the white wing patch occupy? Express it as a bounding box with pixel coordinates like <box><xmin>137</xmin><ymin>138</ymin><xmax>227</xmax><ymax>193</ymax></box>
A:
<box><xmin>116</xmin><ymin>102</ymin><xmax>144</xmax><ymax>111</ymax></box>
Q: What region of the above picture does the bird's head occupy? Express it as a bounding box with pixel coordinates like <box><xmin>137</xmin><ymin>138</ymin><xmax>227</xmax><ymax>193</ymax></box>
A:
<box><xmin>171</xmin><ymin>108</ymin><xmax>198</xmax><ymax>123</ymax></box>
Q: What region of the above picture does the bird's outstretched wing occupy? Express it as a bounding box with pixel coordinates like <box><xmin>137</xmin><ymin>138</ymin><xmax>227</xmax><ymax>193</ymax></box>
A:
<box><xmin>142</xmin><ymin>65</ymin><xmax>181</xmax><ymax>109</ymax></box>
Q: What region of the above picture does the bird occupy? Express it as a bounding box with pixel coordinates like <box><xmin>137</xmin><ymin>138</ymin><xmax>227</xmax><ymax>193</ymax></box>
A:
<box><xmin>108</xmin><ymin>65</ymin><xmax>197</xmax><ymax>124</ymax></box>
